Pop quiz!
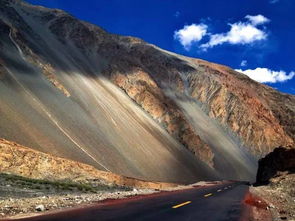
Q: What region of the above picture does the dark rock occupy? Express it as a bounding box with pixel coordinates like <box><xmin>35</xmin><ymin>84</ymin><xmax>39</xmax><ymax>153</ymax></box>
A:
<box><xmin>256</xmin><ymin>147</ymin><xmax>295</xmax><ymax>185</ymax></box>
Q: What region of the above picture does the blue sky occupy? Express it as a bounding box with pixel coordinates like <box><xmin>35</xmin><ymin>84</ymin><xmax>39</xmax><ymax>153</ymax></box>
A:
<box><xmin>26</xmin><ymin>0</ymin><xmax>295</xmax><ymax>94</ymax></box>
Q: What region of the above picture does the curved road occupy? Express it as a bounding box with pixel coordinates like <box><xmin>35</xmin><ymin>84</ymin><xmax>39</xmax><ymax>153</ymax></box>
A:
<box><xmin>8</xmin><ymin>182</ymin><xmax>249</xmax><ymax>221</ymax></box>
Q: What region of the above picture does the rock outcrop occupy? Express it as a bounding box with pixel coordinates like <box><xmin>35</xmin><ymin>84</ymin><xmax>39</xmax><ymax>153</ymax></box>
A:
<box><xmin>107</xmin><ymin>67</ymin><xmax>214</xmax><ymax>167</ymax></box>
<box><xmin>0</xmin><ymin>138</ymin><xmax>177</xmax><ymax>189</ymax></box>
<box><xmin>256</xmin><ymin>147</ymin><xmax>295</xmax><ymax>184</ymax></box>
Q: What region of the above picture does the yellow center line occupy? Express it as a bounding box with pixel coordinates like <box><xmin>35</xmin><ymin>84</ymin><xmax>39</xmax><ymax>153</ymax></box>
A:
<box><xmin>204</xmin><ymin>193</ymin><xmax>213</xmax><ymax>197</ymax></box>
<box><xmin>172</xmin><ymin>201</ymin><xmax>192</xmax><ymax>209</ymax></box>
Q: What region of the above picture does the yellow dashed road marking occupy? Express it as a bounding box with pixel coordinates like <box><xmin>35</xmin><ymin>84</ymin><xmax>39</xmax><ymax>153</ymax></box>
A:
<box><xmin>172</xmin><ymin>201</ymin><xmax>192</xmax><ymax>209</ymax></box>
<box><xmin>204</xmin><ymin>193</ymin><xmax>213</xmax><ymax>197</ymax></box>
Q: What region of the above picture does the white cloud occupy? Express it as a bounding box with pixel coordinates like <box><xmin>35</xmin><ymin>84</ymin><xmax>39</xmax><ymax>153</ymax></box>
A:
<box><xmin>245</xmin><ymin>15</ymin><xmax>270</xmax><ymax>26</ymax></box>
<box><xmin>235</xmin><ymin>68</ymin><xmax>295</xmax><ymax>83</ymax></box>
<box><xmin>174</xmin><ymin>23</ymin><xmax>208</xmax><ymax>50</ymax></box>
<box><xmin>174</xmin><ymin>15</ymin><xmax>270</xmax><ymax>51</ymax></box>
<box><xmin>201</xmin><ymin>21</ymin><xmax>267</xmax><ymax>49</ymax></box>
<box><xmin>240</xmin><ymin>60</ymin><xmax>247</xmax><ymax>67</ymax></box>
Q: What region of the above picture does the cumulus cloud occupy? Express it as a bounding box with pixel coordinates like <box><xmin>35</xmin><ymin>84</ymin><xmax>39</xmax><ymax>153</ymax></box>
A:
<box><xmin>240</xmin><ymin>60</ymin><xmax>247</xmax><ymax>67</ymax></box>
<box><xmin>235</xmin><ymin>68</ymin><xmax>295</xmax><ymax>83</ymax></box>
<box><xmin>174</xmin><ymin>23</ymin><xmax>208</xmax><ymax>50</ymax></box>
<box><xmin>245</xmin><ymin>15</ymin><xmax>270</xmax><ymax>26</ymax></box>
<box><xmin>201</xmin><ymin>22</ymin><xmax>267</xmax><ymax>49</ymax></box>
<box><xmin>201</xmin><ymin>15</ymin><xmax>269</xmax><ymax>49</ymax></box>
<box><xmin>174</xmin><ymin>15</ymin><xmax>270</xmax><ymax>51</ymax></box>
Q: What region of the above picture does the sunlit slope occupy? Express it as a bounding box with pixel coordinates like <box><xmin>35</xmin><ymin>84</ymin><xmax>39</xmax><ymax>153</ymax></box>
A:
<box><xmin>0</xmin><ymin>29</ymin><xmax>219</xmax><ymax>183</ymax></box>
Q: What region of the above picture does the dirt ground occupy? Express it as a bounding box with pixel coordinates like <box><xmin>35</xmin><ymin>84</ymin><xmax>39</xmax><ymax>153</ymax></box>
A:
<box><xmin>0</xmin><ymin>173</ymin><xmax>154</xmax><ymax>219</ymax></box>
<box><xmin>249</xmin><ymin>173</ymin><xmax>295</xmax><ymax>221</ymax></box>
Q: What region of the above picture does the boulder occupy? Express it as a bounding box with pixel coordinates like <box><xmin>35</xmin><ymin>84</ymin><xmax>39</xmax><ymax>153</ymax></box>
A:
<box><xmin>256</xmin><ymin>147</ymin><xmax>295</xmax><ymax>185</ymax></box>
<box><xmin>35</xmin><ymin>205</ymin><xmax>45</xmax><ymax>212</ymax></box>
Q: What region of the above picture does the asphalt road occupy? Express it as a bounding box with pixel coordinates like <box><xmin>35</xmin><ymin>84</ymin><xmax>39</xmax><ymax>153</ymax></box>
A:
<box><xmin>10</xmin><ymin>182</ymin><xmax>249</xmax><ymax>221</ymax></box>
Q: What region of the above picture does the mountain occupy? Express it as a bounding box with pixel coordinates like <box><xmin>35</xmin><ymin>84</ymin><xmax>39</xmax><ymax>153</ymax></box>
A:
<box><xmin>0</xmin><ymin>0</ymin><xmax>294</xmax><ymax>183</ymax></box>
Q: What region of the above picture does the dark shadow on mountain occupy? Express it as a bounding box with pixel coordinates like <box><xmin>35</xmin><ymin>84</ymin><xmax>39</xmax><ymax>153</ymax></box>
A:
<box><xmin>254</xmin><ymin>147</ymin><xmax>295</xmax><ymax>186</ymax></box>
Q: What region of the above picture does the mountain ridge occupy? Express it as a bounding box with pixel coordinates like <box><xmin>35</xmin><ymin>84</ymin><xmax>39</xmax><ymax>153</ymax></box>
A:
<box><xmin>0</xmin><ymin>0</ymin><xmax>294</xmax><ymax>183</ymax></box>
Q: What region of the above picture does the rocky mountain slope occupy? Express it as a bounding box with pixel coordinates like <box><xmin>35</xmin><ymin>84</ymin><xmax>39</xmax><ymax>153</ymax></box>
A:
<box><xmin>0</xmin><ymin>0</ymin><xmax>294</xmax><ymax>183</ymax></box>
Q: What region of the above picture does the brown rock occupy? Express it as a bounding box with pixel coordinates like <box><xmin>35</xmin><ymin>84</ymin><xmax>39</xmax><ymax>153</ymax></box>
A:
<box><xmin>0</xmin><ymin>138</ymin><xmax>178</xmax><ymax>190</ymax></box>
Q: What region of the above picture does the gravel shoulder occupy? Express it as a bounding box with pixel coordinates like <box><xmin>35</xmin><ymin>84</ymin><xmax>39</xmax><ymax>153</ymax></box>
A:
<box><xmin>0</xmin><ymin>173</ymin><xmax>151</xmax><ymax>219</ymax></box>
<box><xmin>0</xmin><ymin>173</ymin><xmax>221</xmax><ymax>219</ymax></box>
<box><xmin>250</xmin><ymin>173</ymin><xmax>295</xmax><ymax>221</ymax></box>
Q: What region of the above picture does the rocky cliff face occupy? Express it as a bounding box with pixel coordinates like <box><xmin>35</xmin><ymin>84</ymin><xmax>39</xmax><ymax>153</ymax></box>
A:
<box><xmin>0</xmin><ymin>0</ymin><xmax>294</xmax><ymax>182</ymax></box>
<box><xmin>187</xmin><ymin>60</ymin><xmax>294</xmax><ymax>156</ymax></box>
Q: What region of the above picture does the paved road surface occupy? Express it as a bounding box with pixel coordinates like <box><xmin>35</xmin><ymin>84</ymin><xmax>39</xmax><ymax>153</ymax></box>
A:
<box><xmin>9</xmin><ymin>182</ymin><xmax>249</xmax><ymax>221</ymax></box>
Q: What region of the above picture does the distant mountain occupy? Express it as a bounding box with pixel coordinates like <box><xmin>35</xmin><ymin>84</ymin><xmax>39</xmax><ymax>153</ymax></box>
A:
<box><xmin>0</xmin><ymin>0</ymin><xmax>294</xmax><ymax>183</ymax></box>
